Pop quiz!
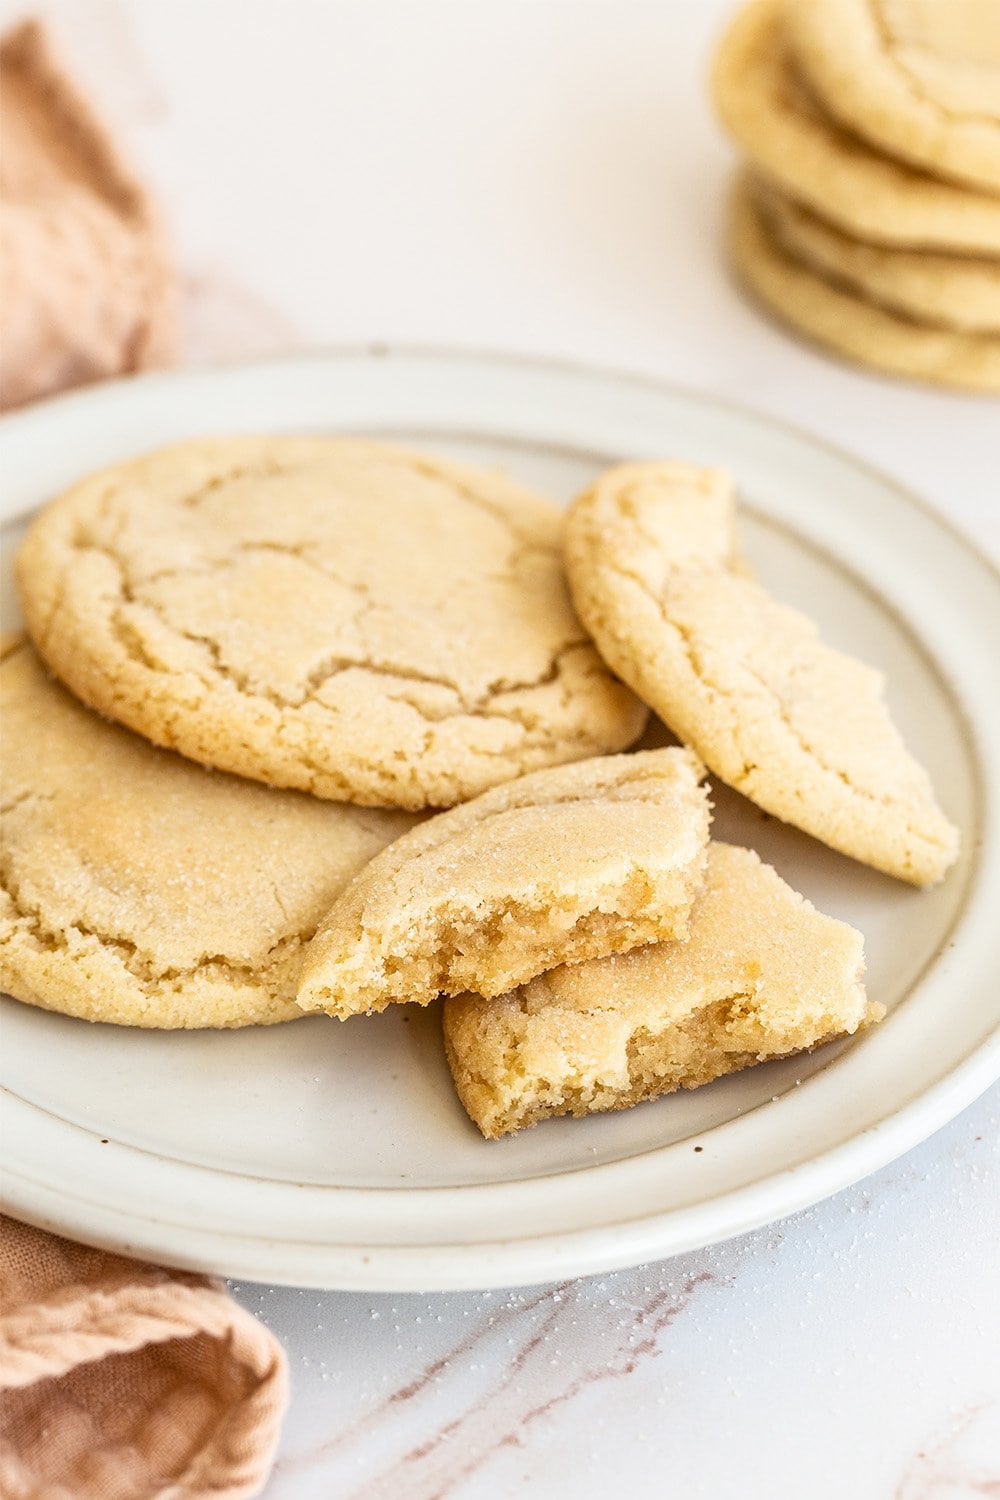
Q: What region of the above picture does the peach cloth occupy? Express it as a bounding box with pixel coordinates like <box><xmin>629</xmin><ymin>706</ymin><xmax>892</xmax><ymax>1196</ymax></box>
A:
<box><xmin>0</xmin><ymin>22</ymin><xmax>289</xmax><ymax>1498</ymax></box>
<box><xmin>0</xmin><ymin>1219</ymin><xmax>288</xmax><ymax>1499</ymax></box>
<box><xmin>0</xmin><ymin>19</ymin><xmax>175</xmax><ymax>409</ymax></box>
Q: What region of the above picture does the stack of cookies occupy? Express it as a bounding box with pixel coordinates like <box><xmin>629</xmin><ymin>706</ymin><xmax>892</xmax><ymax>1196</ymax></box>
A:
<box><xmin>2</xmin><ymin>438</ymin><xmax>958</xmax><ymax>1137</ymax></box>
<box><xmin>713</xmin><ymin>0</ymin><xmax>1000</xmax><ymax>391</ymax></box>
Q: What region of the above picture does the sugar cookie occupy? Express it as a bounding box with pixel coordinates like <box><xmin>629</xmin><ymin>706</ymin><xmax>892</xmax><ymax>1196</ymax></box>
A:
<box><xmin>785</xmin><ymin>0</ymin><xmax>1000</xmax><ymax>194</ymax></box>
<box><xmin>730</xmin><ymin>180</ymin><xmax>1000</xmax><ymax>390</ymax></box>
<box><xmin>713</xmin><ymin>0</ymin><xmax>1000</xmax><ymax>253</ymax></box>
<box><xmin>564</xmin><ymin>461</ymin><xmax>960</xmax><ymax>884</ymax></box>
<box><xmin>755</xmin><ymin>177</ymin><xmax>1000</xmax><ymax>333</ymax></box>
<box><xmin>0</xmin><ymin>636</ymin><xmax>415</xmax><ymax>1027</ymax></box>
<box><xmin>16</xmin><ymin>437</ymin><xmax>646</xmax><ymax>810</ymax></box>
<box><xmin>444</xmin><ymin>843</ymin><xmax>878</xmax><ymax>1138</ymax></box>
<box><xmin>297</xmin><ymin>749</ymin><xmax>710</xmax><ymax>1019</ymax></box>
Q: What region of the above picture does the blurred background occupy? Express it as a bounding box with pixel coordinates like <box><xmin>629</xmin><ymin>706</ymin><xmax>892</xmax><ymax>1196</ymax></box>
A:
<box><xmin>3</xmin><ymin>0</ymin><xmax>996</xmax><ymax>553</ymax></box>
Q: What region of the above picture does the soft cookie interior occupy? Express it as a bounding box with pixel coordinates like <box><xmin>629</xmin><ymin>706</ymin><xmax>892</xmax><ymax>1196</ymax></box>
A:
<box><xmin>296</xmin><ymin>748</ymin><xmax>710</xmax><ymax>1018</ymax></box>
<box><xmin>443</xmin><ymin>842</ymin><xmax>879</xmax><ymax>1138</ymax></box>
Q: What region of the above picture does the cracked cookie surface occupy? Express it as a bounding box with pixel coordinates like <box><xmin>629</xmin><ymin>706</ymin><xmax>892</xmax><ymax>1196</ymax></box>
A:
<box><xmin>296</xmin><ymin>748</ymin><xmax>710</xmax><ymax>1019</ymax></box>
<box><xmin>712</xmin><ymin>0</ymin><xmax>1000</xmax><ymax>254</ymax></box>
<box><xmin>784</xmin><ymin>0</ymin><xmax>1000</xmax><ymax>195</ymax></box>
<box><xmin>0</xmin><ymin>635</ymin><xmax>416</xmax><ymax>1027</ymax></box>
<box><xmin>15</xmin><ymin>437</ymin><xmax>647</xmax><ymax>808</ymax></box>
<box><xmin>444</xmin><ymin>843</ymin><xmax>878</xmax><ymax>1138</ymax></box>
<box><xmin>564</xmin><ymin>462</ymin><xmax>959</xmax><ymax>885</ymax></box>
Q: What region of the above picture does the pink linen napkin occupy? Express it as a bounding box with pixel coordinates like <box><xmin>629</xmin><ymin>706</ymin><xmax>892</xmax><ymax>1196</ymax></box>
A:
<box><xmin>0</xmin><ymin>18</ymin><xmax>175</xmax><ymax>409</ymax></box>
<box><xmin>0</xmin><ymin>1219</ymin><xmax>288</xmax><ymax>1499</ymax></box>
<box><xmin>0</xmin><ymin>20</ymin><xmax>289</xmax><ymax>1498</ymax></box>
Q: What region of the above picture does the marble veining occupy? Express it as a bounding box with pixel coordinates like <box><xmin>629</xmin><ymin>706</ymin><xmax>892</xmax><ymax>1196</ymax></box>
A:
<box><xmin>3</xmin><ymin>2</ymin><xmax>995</xmax><ymax>1494</ymax></box>
<box><xmin>238</xmin><ymin>1089</ymin><xmax>998</xmax><ymax>1500</ymax></box>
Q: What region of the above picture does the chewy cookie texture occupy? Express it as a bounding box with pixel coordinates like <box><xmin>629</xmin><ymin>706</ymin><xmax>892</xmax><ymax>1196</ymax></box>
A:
<box><xmin>296</xmin><ymin>749</ymin><xmax>710</xmax><ymax>1019</ymax></box>
<box><xmin>564</xmin><ymin>461</ymin><xmax>959</xmax><ymax>885</ymax></box>
<box><xmin>783</xmin><ymin>0</ymin><xmax>1000</xmax><ymax>196</ymax></box>
<box><xmin>712</xmin><ymin>0</ymin><xmax>1000</xmax><ymax>255</ymax></box>
<box><xmin>730</xmin><ymin>180</ymin><xmax>1000</xmax><ymax>392</ymax></box>
<box><xmin>444</xmin><ymin>843</ymin><xmax>879</xmax><ymax>1139</ymax></box>
<box><xmin>713</xmin><ymin>0</ymin><xmax>1000</xmax><ymax>388</ymax></box>
<box><xmin>0</xmin><ymin>635</ymin><xmax>416</xmax><ymax>1028</ymax></box>
<box><xmin>754</xmin><ymin>177</ymin><xmax>1000</xmax><ymax>336</ymax></box>
<box><xmin>15</xmin><ymin>436</ymin><xmax>647</xmax><ymax>811</ymax></box>
<box><xmin>4</xmin><ymin>431</ymin><xmax>942</xmax><ymax>1139</ymax></box>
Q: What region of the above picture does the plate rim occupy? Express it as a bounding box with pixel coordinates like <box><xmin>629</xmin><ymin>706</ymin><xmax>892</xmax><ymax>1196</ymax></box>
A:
<box><xmin>3</xmin><ymin>341</ymin><xmax>996</xmax><ymax>578</ymax></box>
<box><xmin>2</xmin><ymin>345</ymin><xmax>998</xmax><ymax>1291</ymax></box>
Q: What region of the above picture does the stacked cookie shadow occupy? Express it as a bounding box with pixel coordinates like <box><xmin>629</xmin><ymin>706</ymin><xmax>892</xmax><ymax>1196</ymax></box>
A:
<box><xmin>713</xmin><ymin>0</ymin><xmax>1000</xmax><ymax>391</ymax></box>
<box><xmin>1</xmin><ymin>439</ymin><xmax>958</xmax><ymax>1138</ymax></box>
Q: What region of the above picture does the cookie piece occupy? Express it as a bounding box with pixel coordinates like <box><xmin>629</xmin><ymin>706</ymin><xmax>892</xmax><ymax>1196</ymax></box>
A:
<box><xmin>785</xmin><ymin>0</ymin><xmax>1000</xmax><ymax>195</ymax></box>
<box><xmin>755</xmin><ymin>176</ymin><xmax>1000</xmax><ymax>333</ymax></box>
<box><xmin>444</xmin><ymin>843</ymin><xmax>879</xmax><ymax>1138</ymax></box>
<box><xmin>0</xmin><ymin>636</ymin><xmax>416</xmax><ymax>1027</ymax></box>
<box><xmin>730</xmin><ymin>179</ymin><xmax>1000</xmax><ymax>391</ymax></box>
<box><xmin>15</xmin><ymin>437</ymin><xmax>647</xmax><ymax>810</ymax></box>
<box><xmin>296</xmin><ymin>748</ymin><xmax>710</xmax><ymax>1019</ymax></box>
<box><xmin>564</xmin><ymin>462</ymin><xmax>960</xmax><ymax>885</ymax></box>
<box><xmin>712</xmin><ymin>0</ymin><xmax>1000</xmax><ymax>254</ymax></box>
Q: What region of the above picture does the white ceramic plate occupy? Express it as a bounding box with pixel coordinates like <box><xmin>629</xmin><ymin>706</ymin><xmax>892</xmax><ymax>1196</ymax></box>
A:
<box><xmin>2</xmin><ymin>349</ymin><xmax>998</xmax><ymax>1291</ymax></box>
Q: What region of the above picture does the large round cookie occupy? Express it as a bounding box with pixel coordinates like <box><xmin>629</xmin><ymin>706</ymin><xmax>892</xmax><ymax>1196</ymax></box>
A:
<box><xmin>730</xmin><ymin>179</ymin><xmax>1000</xmax><ymax>391</ymax></box>
<box><xmin>15</xmin><ymin>437</ymin><xmax>646</xmax><ymax>809</ymax></box>
<box><xmin>712</xmin><ymin>0</ymin><xmax>1000</xmax><ymax>254</ymax></box>
<box><xmin>755</xmin><ymin>177</ymin><xmax>1000</xmax><ymax>333</ymax></box>
<box><xmin>785</xmin><ymin>0</ymin><xmax>1000</xmax><ymax>194</ymax></box>
<box><xmin>0</xmin><ymin>636</ymin><xmax>416</xmax><ymax>1027</ymax></box>
<box><xmin>564</xmin><ymin>463</ymin><xmax>960</xmax><ymax>886</ymax></box>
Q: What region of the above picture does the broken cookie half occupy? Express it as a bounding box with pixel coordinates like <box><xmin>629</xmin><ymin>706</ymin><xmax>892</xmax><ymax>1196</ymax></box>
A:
<box><xmin>563</xmin><ymin>461</ymin><xmax>959</xmax><ymax>886</ymax></box>
<box><xmin>443</xmin><ymin>842</ymin><xmax>880</xmax><ymax>1138</ymax></box>
<box><xmin>296</xmin><ymin>748</ymin><xmax>710</xmax><ymax>1018</ymax></box>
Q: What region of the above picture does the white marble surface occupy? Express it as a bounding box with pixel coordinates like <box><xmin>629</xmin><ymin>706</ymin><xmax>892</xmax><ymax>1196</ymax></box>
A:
<box><xmin>242</xmin><ymin>1093</ymin><xmax>1000</xmax><ymax>1499</ymax></box>
<box><xmin>3</xmin><ymin>1</ymin><xmax>997</xmax><ymax>1494</ymax></box>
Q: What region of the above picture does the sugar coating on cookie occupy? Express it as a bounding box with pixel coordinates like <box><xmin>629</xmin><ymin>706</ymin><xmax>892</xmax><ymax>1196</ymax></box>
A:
<box><xmin>0</xmin><ymin>636</ymin><xmax>416</xmax><ymax>1027</ymax></box>
<box><xmin>784</xmin><ymin>0</ymin><xmax>1000</xmax><ymax>195</ymax></box>
<box><xmin>296</xmin><ymin>748</ymin><xmax>710</xmax><ymax>1019</ymax></box>
<box><xmin>15</xmin><ymin>437</ymin><xmax>647</xmax><ymax>810</ymax></box>
<box><xmin>712</xmin><ymin>0</ymin><xmax>1000</xmax><ymax>254</ymax></box>
<box><xmin>443</xmin><ymin>842</ymin><xmax>879</xmax><ymax>1138</ymax></box>
<box><xmin>730</xmin><ymin>180</ymin><xmax>1000</xmax><ymax>392</ymax></box>
<box><xmin>753</xmin><ymin>176</ymin><xmax>1000</xmax><ymax>335</ymax></box>
<box><xmin>564</xmin><ymin>462</ymin><xmax>960</xmax><ymax>885</ymax></box>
